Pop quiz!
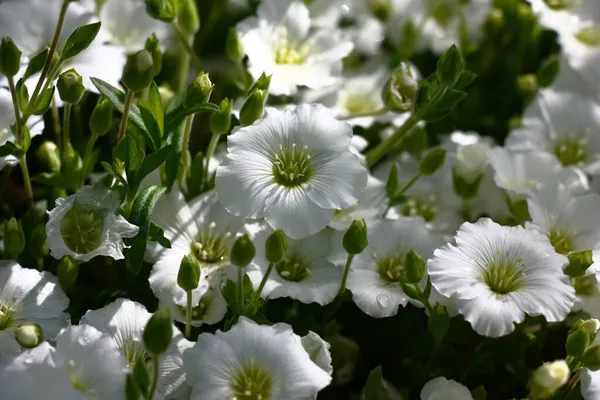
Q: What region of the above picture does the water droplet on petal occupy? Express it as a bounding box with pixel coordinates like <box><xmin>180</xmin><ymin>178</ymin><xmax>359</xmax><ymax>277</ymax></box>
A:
<box><xmin>24</xmin><ymin>356</ymin><xmax>33</xmax><ymax>364</ymax></box>
<box><xmin>376</xmin><ymin>294</ymin><xmax>389</xmax><ymax>308</ymax></box>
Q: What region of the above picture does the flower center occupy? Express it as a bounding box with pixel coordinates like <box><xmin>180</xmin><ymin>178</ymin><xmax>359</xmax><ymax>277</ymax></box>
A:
<box><xmin>191</xmin><ymin>222</ymin><xmax>231</xmax><ymax>264</ymax></box>
<box><xmin>120</xmin><ymin>339</ymin><xmax>151</xmax><ymax>370</ymax></box>
<box><xmin>554</xmin><ymin>137</ymin><xmax>589</xmax><ymax>166</ymax></box>
<box><xmin>376</xmin><ymin>253</ymin><xmax>405</xmax><ymax>283</ymax></box>
<box><xmin>549</xmin><ymin>229</ymin><xmax>574</xmax><ymax>255</ymax></box>
<box><xmin>0</xmin><ymin>305</ymin><xmax>15</xmax><ymax>330</ymax></box>
<box><xmin>573</xmin><ymin>275</ymin><xmax>598</xmax><ymax>297</ymax></box>
<box><xmin>428</xmin><ymin>0</ymin><xmax>456</xmax><ymax>27</ymax></box>
<box><xmin>576</xmin><ymin>25</ymin><xmax>600</xmax><ymax>47</ymax></box>
<box><xmin>67</xmin><ymin>360</ymin><xmax>96</xmax><ymax>396</ymax></box>
<box><xmin>177</xmin><ymin>293</ymin><xmax>215</xmax><ymax>322</ymax></box>
<box><xmin>272</xmin><ymin>143</ymin><xmax>313</xmax><ymax>187</ymax></box>
<box><xmin>401</xmin><ymin>197</ymin><xmax>438</xmax><ymax>222</ymax></box>
<box><xmin>60</xmin><ymin>200</ymin><xmax>105</xmax><ymax>255</ymax></box>
<box><xmin>273</xmin><ymin>28</ymin><xmax>311</xmax><ymax>65</ymax></box>
<box><xmin>483</xmin><ymin>262</ymin><xmax>524</xmax><ymax>294</ymax></box>
<box><xmin>342</xmin><ymin>92</ymin><xmax>381</xmax><ymax>115</ymax></box>
<box><xmin>275</xmin><ymin>253</ymin><xmax>311</xmax><ymax>282</ymax></box>
<box><xmin>231</xmin><ymin>362</ymin><xmax>273</xmax><ymax>400</ymax></box>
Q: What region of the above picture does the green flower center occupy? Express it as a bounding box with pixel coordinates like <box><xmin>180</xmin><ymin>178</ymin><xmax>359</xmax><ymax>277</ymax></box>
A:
<box><xmin>0</xmin><ymin>305</ymin><xmax>15</xmax><ymax>330</ymax></box>
<box><xmin>573</xmin><ymin>275</ymin><xmax>598</xmax><ymax>297</ymax></box>
<box><xmin>273</xmin><ymin>29</ymin><xmax>311</xmax><ymax>65</ymax></box>
<box><xmin>376</xmin><ymin>253</ymin><xmax>405</xmax><ymax>283</ymax></box>
<box><xmin>275</xmin><ymin>254</ymin><xmax>311</xmax><ymax>282</ymax></box>
<box><xmin>428</xmin><ymin>0</ymin><xmax>457</xmax><ymax>27</ymax></box>
<box><xmin>272</xmin><ymin>143</ymin><xmax>313</xmax><ymax>187</ymax></box>
<box><xmin>342</xmin><ymin>92</ymin><xmax>381</xmax><ymax>115</ymax></box>
<box><xmin>401</xmin><ymin>197</ymin><xmax>438</xmax><ymax>222</ymax></box>
<box><xmin>554</xmin><ymin>137</ymin><xmax>589</xmax><ymax>166</ymax></box>
<box><xmin>120</xmin><ymin>339</ymin><xmax>151</xmax><ymax>370</ymax></box>
<box><xmin>544</xmin><ymin>0</ymin><xmax>576</xmax><ymax>9</ymax></box>
<box><xmin>483</xmin><ymin>262</ymin><xmax>524</xmax><ymax>294</ymax></box>
<box><xmin>177</xmin><ymin>293</ymin><xmax>215</xmax><ymax>322</ymax></box>
<box><xmin>67</xmin><ymin>360</ymin><xmax>95</xmax><ymax>396</ymax></box>
<box><xmin>231</xmin><ymin>363</ymin><xmax>273</xmax><ymax>400</ymax></box>
<box><xmin>60</xmin><ymin>201</ymin><xmax>105</xmax><ymax>255</ymax></box>
<box><xmin>576</xmin><ymin>26</ymin><xmax>600</xmax><ymax>47</ymax></box>
<box><xmin>549</xmin><ymin>229</ymin><xmax>574</xmax><ymax>255</ymax></box>
<box><xmin>191</xmin><ymin>222</ymin><xmax>231</xmax><ymax>264</ymax></box>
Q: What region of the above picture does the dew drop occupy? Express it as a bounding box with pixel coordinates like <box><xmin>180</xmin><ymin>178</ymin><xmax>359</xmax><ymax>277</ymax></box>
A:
<box><xmin>24</xmin><ymin>356</ymin><xmax>33</xmax><ymax>364</ymax></box>
<box><xmin>376</xmin><ymin>294</ymin><xmax>389</xmax><ymax>308</ymax></box>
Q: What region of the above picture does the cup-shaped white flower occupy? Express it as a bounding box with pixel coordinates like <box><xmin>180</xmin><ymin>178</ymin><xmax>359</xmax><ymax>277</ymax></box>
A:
<box><xmin>236</xmin><ymin>0</ymin><xmax>354</xmax><ymax>95</ymax></box>
<box><xmin>46</xmin><ymin>184</ymin><xmax>139</xmax><ymax>262</ymax></box>
<box><xmin>247</xmin><ymin>227</ymin><xmax>342</xmax><ymax>305</ymax></box>
<box><xmin>0</xmin><ymin>261</ymin><xmax>70</xmax><ymax>353</ymax></box>
<box><xmin>420</xmin><ymin>376</ymin><xmax>473</xmax><ymax>400</ymax></box>
<box><xmin>183</xmin><ymin>316</ymin><xmax>332</xmax><ymax>400</ymax></box>
<box><xmin>80</xmin><ymin>298</ymin><xmax>193</xmax><ymax>398</ymax></box>
<box><xmin>428</xmin><ymin>218</ymin><xmax>575</xmax><ymax>337</ymax></box>
<box><xmin>346</xmin><ymin>218</ymin><xmax>444</xmax><ymax>318</ymax></box>
<box><xmin>329</xmin><ymin>174</ymin><xmax>388</xmax><ymax>230</ymax></box>
<box><xmin>216</xmin><ymin>104</ymin><xmax>368</xmax><ymax>240</ymax></box>
<box><xmin>300</xmin><ymin>330</ymin><xmax>333</xmax><ymax>400</ymax></box>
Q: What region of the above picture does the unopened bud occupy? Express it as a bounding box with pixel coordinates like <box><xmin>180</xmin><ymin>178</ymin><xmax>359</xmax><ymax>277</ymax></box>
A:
<box><xmin>122</xmin><ymin>50</ymin><xmax>155</xmax><ymax>92</ymax></box>
<box><xmin>179</xmin><ymin>0</ymin><xmax>200</xmax><ymax>35</ymax></box>
<box><xmin>177</xmin><ymin>254</ymin><xmax>200</xmax><ymax>292</ymax></box>
<box><xmin>265</xmin><ymin>229</ymin><xmax>287</xmax><ymax>263</ymax></box>
<box><xmin>144</xmin><ymin>34</ymin><xmax>162</xmax><ymax>77</ymax></box>
<box><xmin>145</xmin><ymin>0</ymin><xmax>180</xmax><ymax>22</ymax></box>
<box><xmin>90</xmin><ymin>96</ymin><xmax>113</xmax><ymax>136</ymax></box>
<box><xmin>14</xmin><ymin>323</ymin><xmax>43</xmax><ymax>349</ymax></box>
<box><xmin>36</xmin><ymin>141</ymin><xmax>61</xmax><ymax>172</ymax></box>
<box><xmin>226</xmin><ymin>28</ymin><xmax>244</xmax><ymax>62</ymax></box>
<box><xmin>529</xmin><ymin>360</ymin><xmax>570</xmax><ymax>399</ymax></box>
<box><xmin>57</xmin><ymin>69</ymin><xmax>85</xmax><ymax>104</ymax></box>
<box><xmin>343</xmin><ymin>219</ymin><xmax>368</xmax><ymax>255</ymax></box>
<box><xmin>209</xmin><ymin>98</ymin><xmax>233</xmax><ymax>135</ymax></box>
<box><xmin>247</xmin><ymin>73</ymin><xmax>272</xmax><ymax>93</ymax></box>
<box><xmin>57</xmin><ymin>256</ymin><xmax>79</xmax><ymax>290</ymax></box>
<box><xmin>4</xmin><ymin>217</ymin><xmax>25</xmax><ymax>258</ymax></box>
<box><xmin>583</xmin><ymin>344</ymin><xmax>600</xmax><ymax>371</ymax></box>
<box><xmin>382</xmin><ymin>63</ymin><xmax>418</xmax><ymax>112</ymax></box>
<box><xmin>582</xmin><ymin>319</ymin><xmax>600</xmax><ymax>336</ymax></box>
<box><xmin>566</xmin><ymin>328</ymin><xmax>590</xmax><ymax>359</ymax></box>
<box><xmin>0</xmin><ymin>37</ymin><xmax>22</xmax><ymax>77</ymax></box>
<box><xmin>30</xmin><ymin>225</ymin><xmax>48</xmax><ymax>259</ymax></box>
<box><xmin>436</xmin><ymin>45</ymin><xmax>464</xmax><ymax>87</ymax></box>
<box><xmin>143</xmin><ymin>307</ymin><xmax>173</xmax><ymax>355</ymax></box>
<box><xmin>420</xmin><ymin>149</ymin><xmax>447</xmax><ymax>176</ymax></box>
<box><xmin>404</xmin><ymin>249</ymin><xmax>425</xmax><ymax>283</ymax></box>
<box><xmin>239</xmin><ymin>89</ymin><xmax>266</xmax><ymax>126</ymax></box>
<box><xmin>230</xmin><ymin>234</ymin><xmax>255</xmax><ymax>268</ymax></box>
<box><xmin>184</xmin><ymin>72</ymin><xmax>214</xmax><ymax>109</ymax></box>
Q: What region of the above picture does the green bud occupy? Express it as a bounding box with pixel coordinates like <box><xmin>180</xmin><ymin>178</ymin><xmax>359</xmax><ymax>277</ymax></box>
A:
<box><xmin>226</xmin><ymin>28</ymin><xmax>244</xmax><ymax>62</ymax></box>
<box><xmin>230</xmin><ymin>234</ymin><xmax>256</xmax><ymax>268</ymax></box>
<box><xmin>583</xmin><ymin>344</ymin><xmax>600</xmax><ymax>371</ymax></box>
<box><xmin>419</xmin><ymin>148</ymin><xmax>447</xmax><ymax>176</ymax></box>
<box><xmin>209</xmin><ymin>98</ymin><xmax>232</xmax><ymax>135</ymax></box>
<box><xmin>57</xmin><ymin>68</ymin><xmax>85</xmax><ymax>104</ymax></box>
<box><xmin>4</xmin><ymin>217</ymin><xmax>25</xmax><ymax>258</ymax></box>
<box><xmin>36</xmin><ymin>141</ymin><xmax>61</xmax><ymax>172</ymax></box>
<box><xmin>529</xmin><ymin>360</ymin><xmax>570</xmax><ymax>399</ymax></box>
<box><xmin>247</xmin><ymin>73</ymin><xmax>272</xmax><ymax>93</ymax></box>
<box><xmin>399</xmin><ymin>276</ymin><xmax>421</xmax><ymax>300</ymax></box>
<box><xmin>343</xmin><ymin>219</ymin><xmax>369</xmax><ymax>255</ymax></box>
<box><xmin>145</xmin><ymin>0</ymin><xmax>180</xmax><ymax>22</ymax></box>
<box><xmin>581</xmin><ymin>318</ymin><xmax>600</xmax><ymax>338</ymax></box>
<box><xmin>240</xmin><ymin>89</ymin><xmax>267</xmax><ymax>126</ymax></box>
<box><xmin>30</xmin><ymin>224</ymin><xmax>48</xmax><ymax>259</ymax></box>
<box><xmin>0</xmin><ymin>37</ymin><xmax>22</xmax><ymax>77</ymax></box>
<box><xmin>386</xmin><ymin>163</ymin><xmax>399</xmax><ymax>198</ymax></box>
<box><xmin>178</xmin><ymin>0</ymin><xmax>200</xmax><ymax>35</ymax></box>
<box><xmin>265</xmin><ymin>229</ymin><xmax>287</xmax><ymax>263</ymax></box>
<box><xmin>90</xmin><ymin>96</ymin><xmax>113</xmax><ymax>136</ymax></box>
<box><xmin>436</xmin><ymin>44</ymin><xmax>464</xmax><ymax>87</ymax></box>
<box><xmin>14</xmin><ymin>323</ymin><xmax>43</xmax><ymax>349</ymax></box>
<box><xmin>517</xmin><ymin>74</ymin><xmax>538</xmax><ymax>97</ymax></box>
<box><xmin>144</xmin><ymin>34</ymin><xmax>163</xmax><ymax>77</ymax></box>
<box><xmin>143</xmin><ymin>307</ymin><xmax>173</xmax><ymax>355</ymax></box>
<box><xmin>57</xmin><ymin>256</ymin><xmax>79</xmax><ymax>290</ymax></box>
<box><xmin>564</xmin><ymin>250</ymin><xmax>595</xmax><ymax>278</ymax></box>
<box><xmin>566</xmin><ymin>328</ymin><xmax>590</xmax><ymax>359</ymax></box>
<box><xmin>381</xmin><ymin>63</ymin><xmax>418</xmax><ymax>112</ymax></box>
<box><xmin>126</xmin><ymin>373</ymin><xmax>143</xmax><ymax>400</ymax></box>
<box><xmin>453</xmin><ymin>169</ymin><xmax>483</xmax><ymax>200</ymax></box>
<box><xmin>122</xmin><ymin>50</ymin><xmax>155</xmax><ymax>92</ymax></box>
<box><xmin>177</xmin><ymin>254</ymin><xmax>200</xmax><ymax>292</ymax></box>
<box><xmin>132</xmin><ymin>359</ymin><xmax>151</xmax><ymax>396</ymax></box>
<box><xmin>404</xmin><ymin>249</ymin><xmax>425</xmax><ymax>283</ymax></box>
<box><xmin>427</xmin><ymin>304</ymin><xmax>450</xmax><ymax>340</ymax></box>
<box><xmin>184</xmin><ymin>72</ymin><xmax>214</xmax><ymax>109</ymax></box>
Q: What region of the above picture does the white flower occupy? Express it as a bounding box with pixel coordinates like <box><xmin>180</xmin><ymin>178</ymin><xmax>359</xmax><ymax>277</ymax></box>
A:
<box><xmin>148</xmin><ymin>189</ymin><xmax>245</xmax><ymax>326</ymax></box>
<box><xmin>235</xmin><ymin>0</ymin><xmax>354</xmax><ymax>95</ymax></box>
<box><xmin>183</xmin><ymin>316</ymin><xmax>332</xmax><ymax>400</ymax></box>
<box><xmin>0</xmin><ymin>88</ymin><xmax>44</xmax><ymax>171</ymax></box>
<box><xmin>428</xmin><ymin>218</ymin><xmax>575</xmax><ymax>337</ymax></box>
<box><xmin>329</xmin><ymin>174</ymin><xmax>388</xmax><ymax>230</ymax></box>
<box><xmin>247</xmin><ymin>227</ymin><xmax>342</xmax><ymax>305</ymax></box>
<box><xmin>0</xmin><ymin>261</ymin><xmax>70</xmax><ymax>353</ymax></box>
<box><xmin>420</xmin><ymin>376</ymin><xmax>473</xmax><ymax>400</ymax></box>
<box><xmin>506</xmin><ymin>89</ymin><xmax>600</xmax><ymax>174</ymax></box>
<box><xmin>80</xmin><ymin>298</ymin><xmax>193</xmax><ymax>399</ymax></box>
<box><xmin>216</xmin><ymin>104</ymin><xmax>368</xmax><ymax>240</ymax></box>
<box><xmin>300</xmin><ymin>331</ymin><xmax>333</xmax><ymax>400</ymax></box>
<box><xmin>0</xmin><ymin>342</ymin><xmax>56</xmax><ymax>399</ymax></box>
<box><xmin>46</xmin><ymin>184</ymin><xmax>139</xmax><ymax>262</ymax></box>
<box><xmin>346</xmin><ymin>218</ymin><xmax>444</xmax><ymax>318</ymax></box>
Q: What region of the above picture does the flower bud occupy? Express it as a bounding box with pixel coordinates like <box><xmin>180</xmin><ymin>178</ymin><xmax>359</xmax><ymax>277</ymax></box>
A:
<box><xmin>143</xmin><ymin>307</ymin><xmax>173</xmax><ymax>355</ymax></box>
<box><xmin>132</xmin><ymin>358</ymin><xmax>151</xmax><ymax>395</ymax></box>
<box><xmin>566</xmin><ymin>328</ymin><xmax>590</xmax><ymax>360</ymax></box>
<box><xmin>225</xmin><ymin>28</ymin><xmax>244</xmax><ymax>62</ymax></box>
<box><xmin>30</xmin><ymin>224</ymin><xmax>48</xmax><ymax>259</ymax></box>
<box><xmin>57</xmin><ymin>256</ymin><xmax>79</xmax><ymax>290</ymax></box>
<box><xmin>239</xmin><ymin>89</ymin><xmax>266</xmax><ymax>126</ymax></box>
<box><xmin>4</xmin><ymin>217</ymin><xmax>25</xmax><ymax>258</ymax></box>
<box><xmin>122</xmin><ymin>50</ymin><xmax>155</xmax><ymax>92</ymax></box>
<box><xmin>0</xmin><ymin>37</ymin><xmax>22</xmax><ymax>77</ymax></box>
<box><xmin>265</xmin><ymin>229</ymin><xmax>287</xmax><ymax>263</ymax></box>
<box><xmin>381</xmin><ymin>63</ymin><xmax>418</xmax><ymax>112</ymax></box>
<box><xmin>126</xmin><ymin>373</ymin><xmax>143</xmax><ymax>400</ymax></box>
<box><xmin>582</xmin><ymin>319</ymin><xmax>600</xmax><ymax>337</ymax></box>
<box><xmin>209</xmin><ymin>98</ymin><xmax>232</xmax><ymax>135</ymax></box>
<box><xmin>184</xmin><ymin>72</ymin><xmax>214</xmax><ymax>109</ymax></box>
<box><xmin>90</xmin><ymin>96</ymin><xmax>113</xmax><ymax>136</ymax></box>
<box><xmin>144</xmin><ymin>34</ymin><xmax>162</xmax><ymax>77</ymax></box>
<box><xmin>454</xmin><ymin>142</ymin><xmax>489</xmax><ymax>182</ymax></box>
<box><xmin>427</xmin><ymin>304</ymin><xmax>450</xmax><ymax>340</ymax></box>
<box><xmin>57</xmin><ymin>69</ymin><xmax>85</xmax><ymax>104</ymax></box>
<box><xmin>404</xmin><ymin>249</ymin><xmax>425</xmax><ymax>283</ymax></box>
<box><xmin>230</xmin><ymin>234</ymin><xmax>255</xmax><ymax>268</ymax></box>
<box><xmin>584</xmin><ymin>343</ymin><xmax>600</xmax><ymax>371</ymax></box>
<box><xmin>178</xmin><ymin>0</ymin><xmax>200</xmax><ymax>35</ymax></box>
<box><xmin>14</xmin><ymin>323</ymin><xmax>43</xmax><ymax>349</ymax></box>
<box><xmin>399</xmin><ymin>277</ymin><xmax>421</xmax><ymax>301</ymax></box>
<box><xmin>419</xmin><ymin>149</ymin><xmax>447</xmax><ymax>176</ymax></box>
<box><xmin>343</xmin><ymin>219</ymin><xmax>368</xmax><ymax>255</ymax></box>
<box><xmin>529</xmin><ymin>360</ymin><xmax>570</xmax><ymax>399</ymax></box>
<box><xmin>36</xmin><ymin>141</ymin><xmax>61</xmax><ymax>172</ymax></box>
<box><xmin>248</xmin><ymin>73</ymin><xmax>272</xmax><ymax>93</ymax></box>
<box><xmin>517</xmin><ymin>74</ymin><xmax>538</xmax><ymax>97</ymax></box>
<box><xmin>145</xmin><ymin>0</ymin><xmax>180</xmax><ymax>22</ymax></box>
<box><xmin>436</xmin><ymin>44</ymin><xmax>464</xmax><ymax>87</ymax></box>
<box><xmin>177</xmin><ymin>254</ymin><xmax>200</xmax><ymax>292</ymax></box>
<box><xmin>564</xmin><ymin>250</ymin><xmax>595</xmax><ymax>278</ymax></box>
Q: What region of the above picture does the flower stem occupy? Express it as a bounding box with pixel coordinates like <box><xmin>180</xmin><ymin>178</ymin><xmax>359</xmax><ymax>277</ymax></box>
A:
<box><xmin>147</xmin><ymin>356</ymin><xmax>160</xmax><ymax>400</ymax></box>
<box><xmin>7</xmin><ymin>76</ymin><xmax>33</xmax><ymax>204</ymax></box>
<box><xmin>81</xmin><ymin>132</ymin><xmax>99</xmax><ymax>186</ymax></box>
<box><xmin>203</xmin><ymin>133</ymin><xmax>219</xmax><ymax>189</ymax></box>
<box><xmin>62</xmin><ymin>103</ymin><xmax>72</xmax><ymax>160</ymax></box>
<box><xmin>181</xmin><ymin>114</ymin><xmax>194</xmax><ymax>180</ymax></box>
<box><xmin>366</xmin><ymin>114</ymin><xmax>418</xmax><ymax>167</ymax></box>
<box><xmin>336</xmin><ymin>253</ymin><xmax>355</xmax><ymax>298</ymax></box>
<box><xmin>51</xmin><ymin>98</ymin><xmax>62</xmax><ymax>149</ymax></box>
<box><xmin>117</xmin><ymin>89</ymin><xmax>134</xmax><ymax>144</ymax></box>
<box><xmin>382</xmin><ymin>172</ymin><xmax>422</xmax><ymax>217</ymax></box>
<box><xmin>237</xmin><ymin>267</ymin><xmax>244</xmax><ymax>313</ymax></box>
<box><xmin>171</xmin><ymin>21</ymin><xmax>202</xmax><ymax>71</ymax></box>
<box><xmin>185</xmin><ymin>289</ymin><xmax>192</xmax><ymax>339</ymax></box>
<box><xmin>321</xmin><ymin>254</ymin><xmax>355</xmax><ymax>324</ymax></box>
<box><xmin>340</xmin><ymin>107</ymin><xmax>389</xmax><ymax>120</ymax></box>
<box><xmin>255</xmin><ymin>262</ymin><xmax>274</xmax><ymax>300</ymax></box>
<box><xmin>565</xmin><ymin>370</ymin><xmax>581</xmax><ymax>392</ymax></box>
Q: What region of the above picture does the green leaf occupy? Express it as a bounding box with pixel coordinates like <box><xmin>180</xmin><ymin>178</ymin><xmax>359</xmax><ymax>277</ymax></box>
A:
<box><xmin>91</xmin><ymin>78</ymin><xmax>160</xmax><ymax>151</ymax></box>
<box><xmin>140</xmin><ymin>82</ymin><xmax>164</xmax><ymax>136</ymax></box>
<box><xmin>220</xmin><ymin>279</ymin><xmax>240</xmax><ymax>315</ymax></box>
<box><xmin>148</xmin><ymin>222</ymin><xmax>171</xmax><ymax>249</ymax></box>
<box><xmin>186</xmin><ymin>151</ymin><xmax>204</xmax><ymax>199</ymax></box>
<box><xmin>163</xmin><ymin>119</ymin><xmax>186</xmax><ymax>190</ymax></box>
<box><xmin>61</xmin><ymin>22</ymin><xmax>102</xmax><ymax>60</ymax></box>
<box><xmin>420</xmin><ymin>89</ymin><xmax>467</xmax><ymax>122</ymax></box>
<box><xmin>23</xmin><ymin>47</ymin><xmax>49</xmax><ymax>81</ymax></box>
<box><xmin>134</xmin><ymin>145</ymin><xmax>173</xmax><ymax>187</ymax></box>
<box><xmin>537</xmin><ymin>55</ymin><xmax>561</xmax><ymax>88</ymax></box>
<box><xmin>0</xmin><ymin>141</ymin><xmax>23</xmax><ymax>158</ymax></box>
<box><xmin>114</xmin><ymin>135</ymin><xmax>145</xmax><ymax>174</ymax></box>
<box><xmin>163</xmin><ymin>91</ymin><xmax>220</xmax><ymax>138</ymax></box>
<box><xmin>16</xmin><ymin>79</ymin><xmax>29</xmax><ymax>111</ymax></box>
<box><xmin>454</xmin><ymin>71</ymin><xmax>477</xmax><ymax>91</ymax></box>
<box><xmin>31</xmin><ymin>86</ymin><xmax>55</xmax><ymax>115</ymax></box>
<box><xmin>436</xmin><ymin>44</ymin><xmax>465</xmax><ymax>87</ymax></box>
<box><xmin>125</xmin><ymin>185</ymin><xmax>167</xmax><ymax>274</ymax></box>
<box><xmin>363</xmin><ymin>366</ymin><xmax>384</xmax><ymax>400</ymax></box>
